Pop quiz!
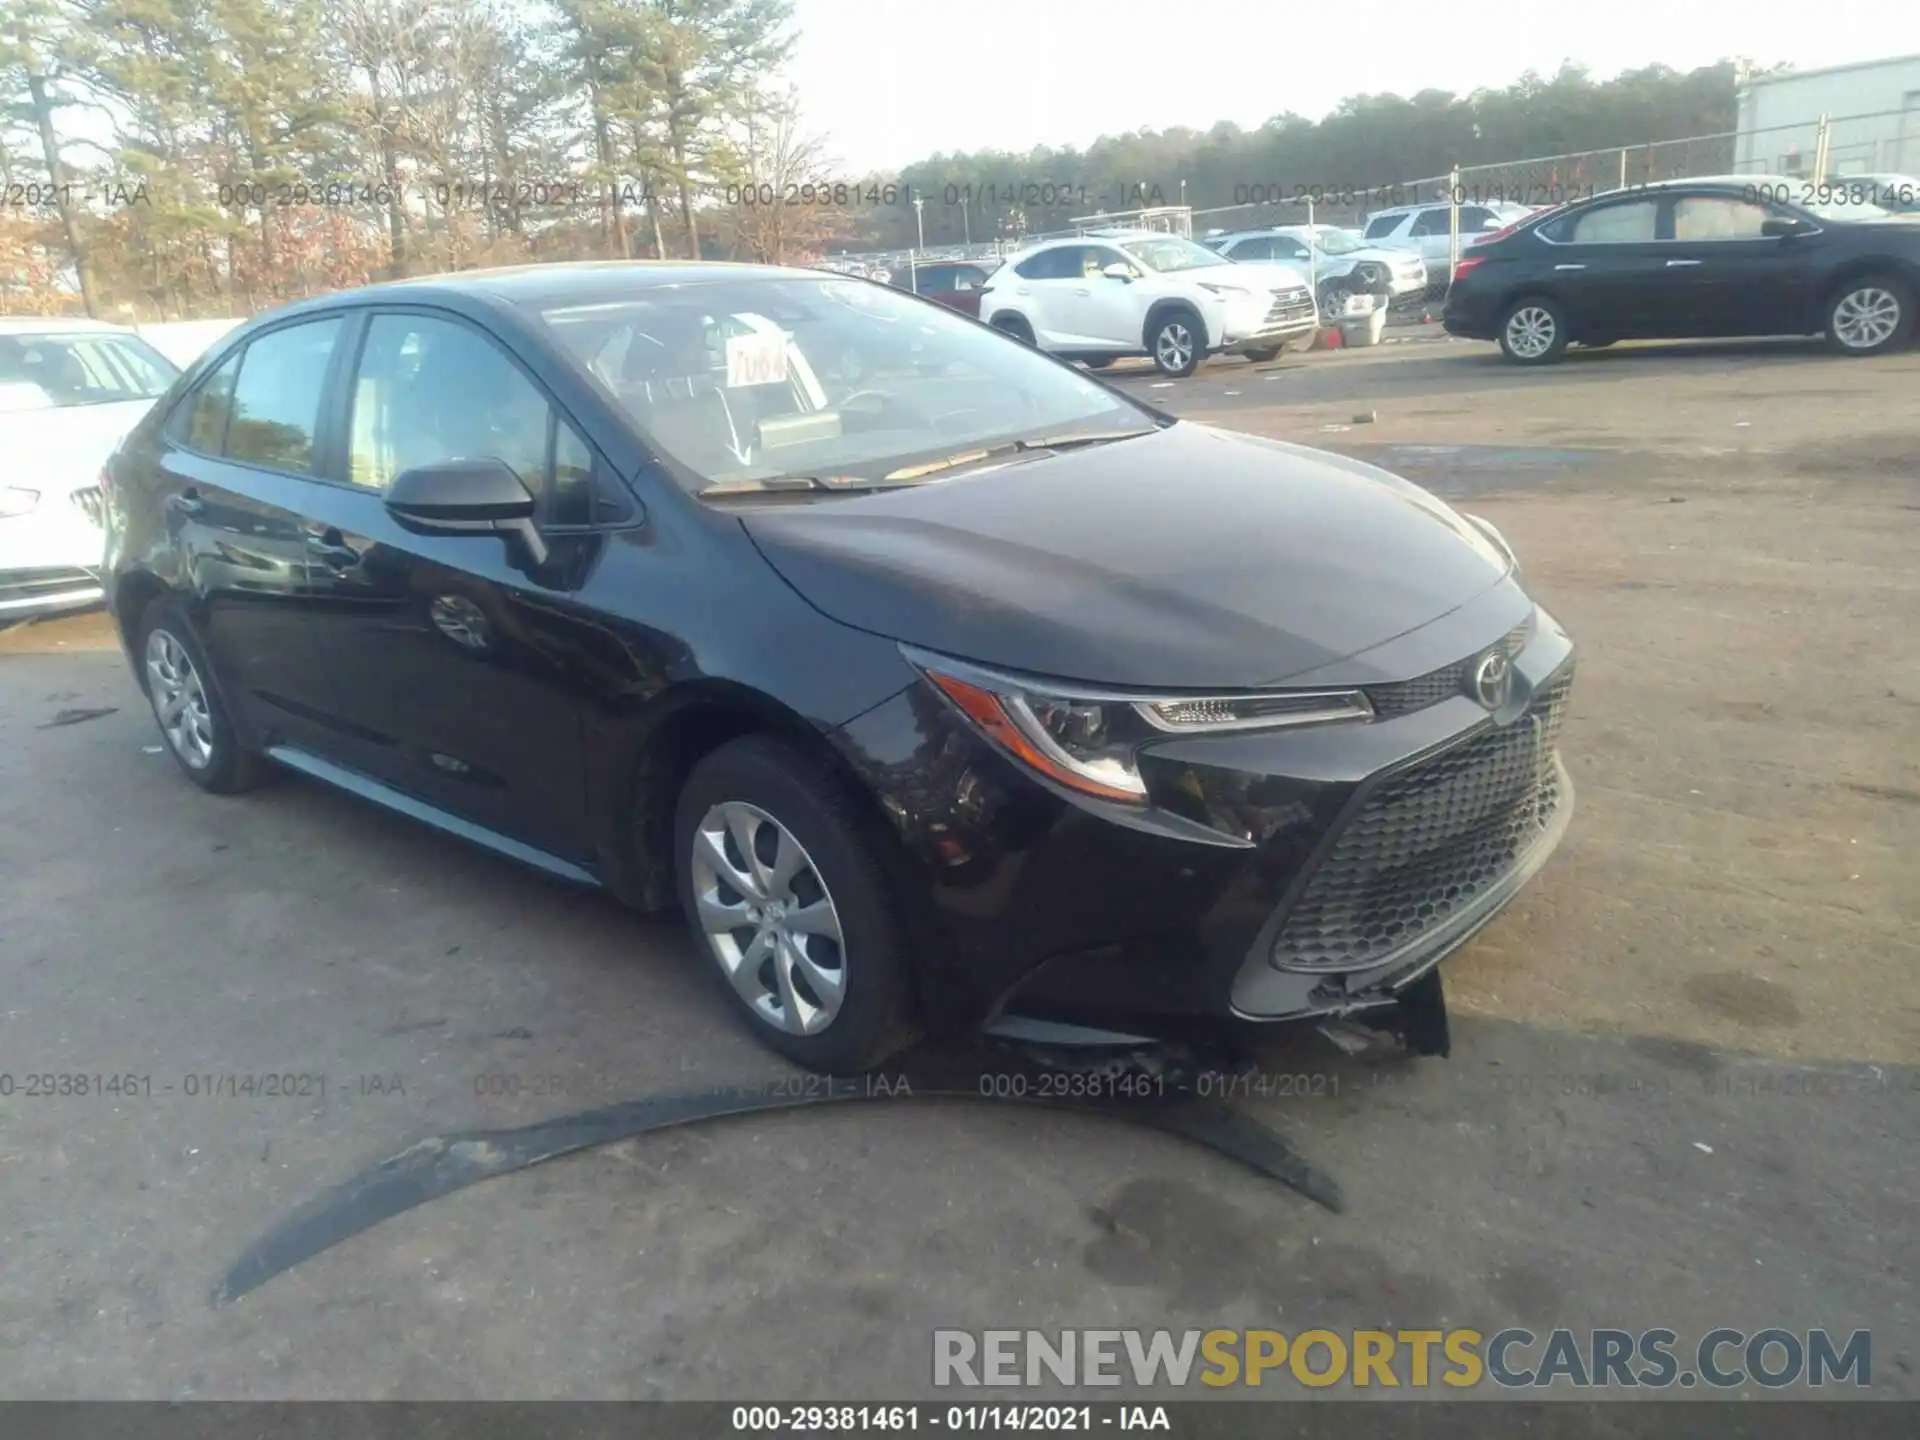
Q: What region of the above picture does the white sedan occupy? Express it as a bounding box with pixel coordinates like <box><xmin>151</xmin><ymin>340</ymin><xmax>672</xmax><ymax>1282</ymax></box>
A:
<box><xmin>1</xmin><ymin>318</ymin><xmax>181</xmax><ymax>619</ymax></box>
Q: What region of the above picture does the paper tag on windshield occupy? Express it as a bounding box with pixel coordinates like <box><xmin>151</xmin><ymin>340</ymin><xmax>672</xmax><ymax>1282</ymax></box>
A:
<box><xmin>725</xmin><ymin>330</ymin><xmax>789</xmax><ymax>388</ymax></box>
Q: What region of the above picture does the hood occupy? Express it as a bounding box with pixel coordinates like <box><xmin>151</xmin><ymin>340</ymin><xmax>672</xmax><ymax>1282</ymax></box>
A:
<box><xmin>1201</xmin><ymin>261</ymin><xmax>1312</xmax><ymax>292</ymax></box>
<box><xmin>1</xmin><ymin>399</ymin><xmax>157</xmax><ymax>498</ymax></box>
<box><xmin>739</xmin><ymin>424</ymin><xmax>1516</xmax><ymax>689</ymax></box>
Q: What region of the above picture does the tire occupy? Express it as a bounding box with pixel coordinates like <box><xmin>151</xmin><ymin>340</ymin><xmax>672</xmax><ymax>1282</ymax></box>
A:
<box><xmin>674</xmin><ymin>735</ymin><xmax>918</xmax><ymax>1074</ymax></box>
<box><xmin>1079</xmin><ymin>354</ymin><xmax>1118</xmax><ymax>370</ymax></box>
<box><xmin>135</xmin><ymin>594</ymin><xmax>268</xmax><ymax>794</ymax></box>
<box><xmin>1496</xmin><ymin>295</ymin><xmax>1569</xmax><ymax>365</ymax></box>
<box><xmin>1823</xmin><ymin>274</ymin><xmax>1913</xmax><ymax>356</ymax></box>
<box><xmin>1241</xmin><ymin>347</ymin><xmax>1281</xmax><ymax>363</ymax></box>
<box><xmin>1146</xmin><ymin>308</ymin><xmax>1203</xmax><ymax>377</ymax></box>
<box><xmin>990</xmin><ymin>312</ymin><xmax>1035</xmax><ymax>346</ymax></box>
<box><xmin>1318</xmin><ymin>281</ymin><xmax>1354</xmax><ymax>320</ymax></box>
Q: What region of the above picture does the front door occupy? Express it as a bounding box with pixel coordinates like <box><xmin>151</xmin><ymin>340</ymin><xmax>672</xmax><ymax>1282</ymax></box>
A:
<box><xmin>283</xmin><ymin>308</ymin><xmax>610</xmax><ymax>859</ymax></box>
<box><xmin>1536</xmin><ymin>195</ymin><xmax>1671</xmax><ymax>336</ymax></box>
<box><xmin>1053</xmin><ymin>244</ymin><xmax>1145</xmax><ymax>349</ymax></box>
<box><xmin>1649</xmin><ymin>193</ymin><xmax>1815</xmax><ymax>335</ymax></box>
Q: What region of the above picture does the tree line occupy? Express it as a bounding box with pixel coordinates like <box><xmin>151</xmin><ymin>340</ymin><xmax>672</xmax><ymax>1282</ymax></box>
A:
<box><xmin>0</xmin><ymin>1</ymin><xmax>1751</xmax><ymax>320</ymax></box>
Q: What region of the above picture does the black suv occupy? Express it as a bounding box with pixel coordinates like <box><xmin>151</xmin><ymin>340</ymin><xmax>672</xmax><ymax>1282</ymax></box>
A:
<box><xmin>104</xmin><ymin>262</ymin><xmax>1575</xmax><ymax>1073</ymax></box>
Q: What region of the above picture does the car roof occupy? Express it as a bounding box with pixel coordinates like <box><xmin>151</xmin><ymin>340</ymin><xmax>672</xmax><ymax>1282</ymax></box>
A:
<box><xmin>249</xmin><ymin>259</ymin><xmax>840</xmax><ymax>322</ymax></box>
<box><xmin>0</xmin><ymin>316</ymin><xmax>131</xmax><ymax>335</ymax></box>
<box><xmin>1216</xmin><ymin>225</ymin><xmax>1345</xmax><ymax>240</ymax></box>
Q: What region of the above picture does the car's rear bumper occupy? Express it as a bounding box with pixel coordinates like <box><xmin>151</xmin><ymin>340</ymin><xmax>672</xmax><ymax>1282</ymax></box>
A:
<box><xmin>829</xmin><ymin>601</ymin><xmax>1577</xmax><ymax>1038</ymax></box>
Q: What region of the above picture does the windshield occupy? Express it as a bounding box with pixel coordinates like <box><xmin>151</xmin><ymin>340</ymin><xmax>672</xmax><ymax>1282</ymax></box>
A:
<box><xmin>1121</xmin><ymin>236</ymin><xmax>1232</xmax><ymax>273</ymax></box>
<box><xmin>0</xmin><ymin>330</ymin><xmax>178</xmax><ymax>410</ymax></box>
<box><xmin>1313</xmin><ymin>229</ymin><xmax>1365</xmax><ymax>256</ymax></box>
<box><xmin>540</xmin><ymin>277</ymin><xmax>1152</xmax><ymax>493</ymax></box>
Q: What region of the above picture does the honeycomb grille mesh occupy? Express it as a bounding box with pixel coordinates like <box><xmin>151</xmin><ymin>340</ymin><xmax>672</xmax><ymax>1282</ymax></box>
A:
<box><xmin>1271</xmin><ymin>665</ymin><xmax>1574</xmax><ymax>972</ymax></box>
<box><xmin>1364</xmin><ymin>620</ymin><xmax>1532</xmax><ymax>720</ymax></box>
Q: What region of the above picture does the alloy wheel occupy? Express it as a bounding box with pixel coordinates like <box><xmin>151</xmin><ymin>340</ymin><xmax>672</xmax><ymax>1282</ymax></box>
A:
<box><xmin>1504</xmin><ymin>305</ymin><xmax>1556</xmax><ymax>359</ymax></box>
<box><xmin>145</xmin><ymin>629</ymin><xmax>215</xmax><ymax>770</ymax></box>
<box><xmin>1154</xmin><ymin>321</ymin><xmax>1194</xmax><ymax>372</ymax></box>
<box><xmin>1322</xmin><ymin>284</ymin><xmax>1353</xmax><ymax>317</ymax></box>
<box><xmin>690</xmin><ymin>801</ymin><xmax>847</xmax><ymax>1036</ymax></box>
<box><xmin>1831</xmin><ymin>287</ymin><xmax>1901</xmax><ymax>350</ymax></box>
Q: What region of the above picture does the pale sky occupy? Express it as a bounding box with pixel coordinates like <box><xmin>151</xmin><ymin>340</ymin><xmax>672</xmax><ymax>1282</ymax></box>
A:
<box><xmin>788</xmin><ymin>0</ymin><xmax>1920</xmax><ymax>172</ymax></box>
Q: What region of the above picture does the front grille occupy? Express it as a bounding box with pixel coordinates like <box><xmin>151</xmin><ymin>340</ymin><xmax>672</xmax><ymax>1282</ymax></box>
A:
<box><xmin>1365</xmin><ymin>620</ymin><xmax>1531</xmax><ymax>720</ymax></box>
<box><xmin>71</xmin><ymin>486</ymin><xmax>104</xmax><ymax>528</ymax></box>
<box><xmin>1270</xmin><ymin>664</ymin><xmax>1574</xmax><ymax>972</ymax></box>
<box><xmin>1265</xmin><ymin>286</ymin><xmax>1316</xmax><ymax>325</ymax></box>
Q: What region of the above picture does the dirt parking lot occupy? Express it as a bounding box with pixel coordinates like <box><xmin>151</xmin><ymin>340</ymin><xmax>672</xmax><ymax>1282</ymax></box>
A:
<box><xmin>2</xmin><ymin>337</ymin><xmax>1915</xmax><ymax>1405</ymax></box>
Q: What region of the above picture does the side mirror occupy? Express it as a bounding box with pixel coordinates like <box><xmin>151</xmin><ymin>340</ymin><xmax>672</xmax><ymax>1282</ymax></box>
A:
<box><xmin>386</xmin><ymin>459</ymin><xmax>548</xmax><ymax>566</ymax></box>
<box><xmin>1101</xmin><ymin>262</ymin><xmax>1134</xmax><ymax>281</ymax></box>
<box><xmin>1760</xmin><ymin>216</ymin><xmax>1807</xmax><ymax>238</ymax></box>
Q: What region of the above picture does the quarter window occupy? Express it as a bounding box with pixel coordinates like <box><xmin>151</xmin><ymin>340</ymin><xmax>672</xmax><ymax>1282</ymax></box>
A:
<box><xmin>224</xmin><ymin>318</ymin><xmax>342</xmax><ymax>474</ymax></box>
<box><xmin>167</xmin><ymin>351</ymin><xmax>241</xmax><ymax>452</ymax></box>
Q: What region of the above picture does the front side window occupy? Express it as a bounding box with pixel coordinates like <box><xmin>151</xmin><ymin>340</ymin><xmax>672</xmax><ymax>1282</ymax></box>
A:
<box><xmin>1673</xmin><ymin>197</ymin><xmax>1776</xmax><ymax>240</ymax></box>
<box><xmin>1314</xmin><ymin>230</ymin><xmax>1364</xmax><ymax>256</ymax></box>
<box><xmin>1271</xmin><ymin>237</ymin><xmax>1312</xmax><ymax>261</ymax></box>
<box><xmin>540</xmin><ymin>275</ymin><xmax>1151</xmax><ymax>495</ymax></box>
<box><xmin>0</xmin><ymin>331</ymin><xmax>178</xmax><ymax>410</ymax></box>
<box><xmin>348</xmin><ymin>314</ymin><xmax>579</xmax><ymax>518</ymax></box>
<box><xmin>225</xmin><ymin>318</ymin><xmax>342</xmax><ymax>474</ymax></box>
<box><xmin>1409</xmin><ymin>209</ymin><xmax>1453</xmax><ymax>237</ymax></box>
<box><xmin>1363</xmin><ymin>214</ymin><xmax>1403</xmax><ymax>239</ymax></box>
<box><xmin>1121</xmin><ymin>236</ymin><xmax>1231</xmax><ymax>273</ymax></box>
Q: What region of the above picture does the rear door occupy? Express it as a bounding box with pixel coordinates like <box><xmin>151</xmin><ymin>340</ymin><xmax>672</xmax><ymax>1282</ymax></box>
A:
<box><xmin>280</xmin><ymin>307</ymin><xmax>631</xmax><ymax>858</ymax></box>
<box><xmin>149</xmin><ymin>317</ymin><xmax>346</xmax><ymax>750</ymax></box>
<box><xmin>1532</xmin><ymin>195</ymin><xmax>1669</xmax><ymax>335</ymax></box>
<box><xmin>1003</xmin><ymin>246</ymin><xmax>1088</xmax><ymax>346</ymax></box>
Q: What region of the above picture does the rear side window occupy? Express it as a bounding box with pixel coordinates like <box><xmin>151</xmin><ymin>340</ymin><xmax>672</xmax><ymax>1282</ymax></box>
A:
<box><xmin>1014</xmin><ymin>247</ymin><xmax>1080</xmax><ymax>280</ymax></box>
<box><xmin>1563</xmin><ymin>199</ymin><xmax>1659</xmax><ymax>243</ymax></box>
<box><xmin>225</xmin><ymin>318</ymin><xmax>343</xmax><ymax>474</ymax></box>
<box><xmin>166</xmin><ymin>351</ymin><xmax>241</xmax><ymax>452</ymax></box>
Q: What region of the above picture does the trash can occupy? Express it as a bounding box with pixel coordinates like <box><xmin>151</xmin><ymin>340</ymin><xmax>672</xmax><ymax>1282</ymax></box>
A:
<box><xmin>1334</xmin><ymin>293</ymin><xmax>1389</xmax><ymax>348</ymax></box>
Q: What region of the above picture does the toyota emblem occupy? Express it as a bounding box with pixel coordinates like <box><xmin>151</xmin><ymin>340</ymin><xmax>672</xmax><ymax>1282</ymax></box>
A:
<box><xmin>1471</xmin><ymin>650</ymin><xmax>1513</xmax><ymax>710</ymax></box>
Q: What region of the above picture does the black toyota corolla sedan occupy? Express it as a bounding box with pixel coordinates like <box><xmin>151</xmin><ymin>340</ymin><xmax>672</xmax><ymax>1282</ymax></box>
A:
<box><xmin>1446</xmin><ymin>177</ymin><xmax>1920</xmax><ymax>363</ymax></box>
<box><xmin>102</xmin><ymin>261</ymin><xmax>1575</xmax><ymax>1073</ymax></box>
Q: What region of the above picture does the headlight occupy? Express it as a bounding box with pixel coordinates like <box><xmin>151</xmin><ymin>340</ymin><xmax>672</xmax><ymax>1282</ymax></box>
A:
<box><xmin>904</xmin><ymin>647</ymin><xmax>1373</xmax><ymax>804</ymax></box>
<box><xmin>1198</xmin><ymin>282</ymin><xmax>1253</xmax><ymax>299</ymax></box>
<box><xmin>0</xmin><ymin>487</ymin><xmax>41</xmax><ymax>517</ymax></box>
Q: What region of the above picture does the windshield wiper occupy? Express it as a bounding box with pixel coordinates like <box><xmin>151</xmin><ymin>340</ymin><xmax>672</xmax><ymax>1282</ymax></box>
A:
<box><xmin>879</xmin><ymin>429</ymin><xmax>1159</xmax><ymax>482</ymax></box>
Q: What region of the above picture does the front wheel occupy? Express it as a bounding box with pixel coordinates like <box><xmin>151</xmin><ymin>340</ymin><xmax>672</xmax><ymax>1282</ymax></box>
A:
<box><xmin>674</xmin><ymin>736</ymin><xmax>918</xmax><ymax>1075</ymax></box>
<box><xmin>1497</xmin><ymin>296</ymin><xmax>1569</xmax><ymax>365</ymax></box>
<box><xmin>1824</xmin><ymin>275</ymin><xmax>1912</xmax><ymax>356</ymax></box>
<box><xmin>1241</xmin><ymin>346</ymin><xmax>1281</xmax><ymax>364</ymax></box>
<box><xmin>1148</xmin><ymin>311</ymin><xmax>1203</xmax><ymax>377</ymax></box>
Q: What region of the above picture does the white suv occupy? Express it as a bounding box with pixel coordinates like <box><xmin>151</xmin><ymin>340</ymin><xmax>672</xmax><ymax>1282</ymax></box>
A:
<box><xmin>1360</xmin><ymin>202</ymin><xmax>1535</xmax><ymax>284</ymax></box>
<box><xmin>978</xmin><ymin>231</ymin><xmax>1319</xmax><ymax>377</ymax></box>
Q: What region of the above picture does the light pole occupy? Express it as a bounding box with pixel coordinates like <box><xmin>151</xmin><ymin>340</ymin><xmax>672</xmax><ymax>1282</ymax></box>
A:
<box><xmin>912</xmin><ymin>190</ymin><xmax>925</xmax><ymax>254</ymax></box>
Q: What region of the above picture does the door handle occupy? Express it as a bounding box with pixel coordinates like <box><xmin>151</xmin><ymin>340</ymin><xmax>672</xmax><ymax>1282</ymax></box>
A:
<box><xmin>302</xmin><ymin>524</ymin><xmax>361</xmax><ymax>568</ymax></box>
<box><xmin>1072</xmin><ymin>287</ymin><xmax>1092</xmax><ymax>296</ymax></box>
<box><xmin>1665</xmin><ymin>259</ymin><xmax>1702</xmax><ymax>267</ymax></box>
<box><xmin>1554</xmin><ymin>263</ymin><xmax>1586</xmax><ymax>271</ymax></box>
<box><xmin>171</xmin><ymin>488</ymin><xmax>205</xmax><ymax>516</ymax></box>
<box><xmin>1014</xmin><ymin>287</ymin><xmax>1030</xmax><ymax>295</ymax></box>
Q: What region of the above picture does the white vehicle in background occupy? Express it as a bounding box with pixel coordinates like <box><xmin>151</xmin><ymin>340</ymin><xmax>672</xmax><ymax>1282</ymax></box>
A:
<box><xmin>1360</xmin><ymin>201</ymin><xmax>1536</xmax><ymax>284</ymax></box>
<box><xmin>0</xmin><ymin>318</ymin><xmax>180</xmax><ymax>619</ymax></box>
<box><xmin>978</xmin><ymin>230</ymin><xmax>1319</xmax><ymax>377</ymax></box>
<box><xmin>1207</xmin><ymin>225</ymin><xmax>1428</xmax><ymax>313</ymax></box>
<box><xmin>134</xmin><ymin>317</ymin><xmax>244</xmax><ymax>369</ymax></box>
